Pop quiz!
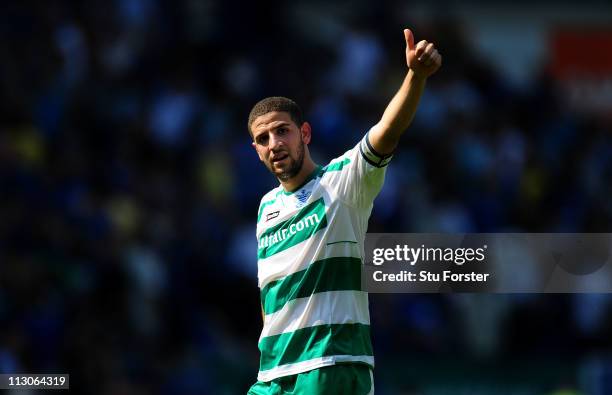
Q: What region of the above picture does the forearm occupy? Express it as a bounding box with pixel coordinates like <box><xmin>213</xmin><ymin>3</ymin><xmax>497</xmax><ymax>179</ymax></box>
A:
<box><xmin>368</xmin><ymin>29</ymin><xmax>441</xmax><ymax>155</ymax></box>
<box><xmin>369</xmin><ymin>69</ymin><xmax>427</xmax><ymax>154</ymax></box>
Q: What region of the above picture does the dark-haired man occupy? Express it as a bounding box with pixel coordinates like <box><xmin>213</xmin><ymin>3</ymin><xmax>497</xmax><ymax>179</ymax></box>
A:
<box><xmin>248</xmin><ymin>29</ymin><xmax>441</xmax><ymax>395</ymax></box>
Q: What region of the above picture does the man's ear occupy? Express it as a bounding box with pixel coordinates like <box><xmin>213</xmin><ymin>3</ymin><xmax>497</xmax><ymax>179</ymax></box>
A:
<box><xmin>301</xmin><ymin>122</ymin><xmax>312</xmax><ymax>144</ymax></box>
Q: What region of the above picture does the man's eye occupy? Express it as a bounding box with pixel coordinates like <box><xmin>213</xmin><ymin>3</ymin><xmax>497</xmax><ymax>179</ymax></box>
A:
<box><xmin>278</xmin><ymin>128</ymin><xmax>287</xmax><ymax>135</ymax></box>
<box><xmin>257</xmin><ymin>136</ymin><xmax>268</xmax><ymax>145</ymax></box>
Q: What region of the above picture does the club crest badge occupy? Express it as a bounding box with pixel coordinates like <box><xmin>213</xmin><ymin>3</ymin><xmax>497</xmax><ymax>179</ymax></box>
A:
<box><xmin>295</xmin><ymin>189</ymin><xmax>311</xmax><ymax>208</ymax></box>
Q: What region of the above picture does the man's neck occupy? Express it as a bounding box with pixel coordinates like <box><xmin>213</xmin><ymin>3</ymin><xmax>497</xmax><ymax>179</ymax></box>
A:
<box><xmin>280</xmin><ymin>159</ymin><xmax>318</xmax><ymax>193</ymax></box>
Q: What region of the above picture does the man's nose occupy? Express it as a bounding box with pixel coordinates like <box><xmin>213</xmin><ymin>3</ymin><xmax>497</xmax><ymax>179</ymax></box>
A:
<box><xmin>269</xmin><ymin>133</ymin><xmax>284</xmax><ymax>150</ymax></box>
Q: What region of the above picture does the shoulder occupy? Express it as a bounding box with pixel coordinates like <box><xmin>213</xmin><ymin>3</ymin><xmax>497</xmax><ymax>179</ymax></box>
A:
<box><xmin>259</xmin><ymin>187</ymin><xmax>281</xmax><ymax>205</ymax></box>
<box><xmin>320</xmin><ymin>145</ymin><xmax>355</xmax><ymax>176</ymax></box>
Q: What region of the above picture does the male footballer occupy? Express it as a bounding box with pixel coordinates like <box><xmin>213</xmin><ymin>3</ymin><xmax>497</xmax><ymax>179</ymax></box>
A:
<box><xmin>247</xmin><ymin>29</ymin><xmax>441</xmax><ymax>395</ymax></box>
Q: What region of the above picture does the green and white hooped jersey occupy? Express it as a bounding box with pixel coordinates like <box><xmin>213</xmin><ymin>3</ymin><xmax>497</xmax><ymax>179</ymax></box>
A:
<box><xmin>255</xmin><ymin>132</ymin><xmax>392</xmax><ymax>382</ymax></box>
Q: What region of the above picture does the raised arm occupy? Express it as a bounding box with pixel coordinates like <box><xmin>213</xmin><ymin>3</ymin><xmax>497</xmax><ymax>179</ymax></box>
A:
<box><xmin>368</xmin><ymin>29</ymin><xmax>442</xmax><ymax>155</ymax></box>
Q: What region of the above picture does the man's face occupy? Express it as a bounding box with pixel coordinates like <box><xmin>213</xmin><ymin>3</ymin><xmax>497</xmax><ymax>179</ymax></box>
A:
<box><xmin>251</xmin><ymin>111</ymin><xmax>311</xmax><ymax>182</ymax></box>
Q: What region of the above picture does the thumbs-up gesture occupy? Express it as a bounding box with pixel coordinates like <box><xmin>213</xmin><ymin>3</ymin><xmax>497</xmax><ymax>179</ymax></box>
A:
<box><xmin>404</xmin><ymin>29</ymin><xmax>441</xmax><ymax>78</ymax></box>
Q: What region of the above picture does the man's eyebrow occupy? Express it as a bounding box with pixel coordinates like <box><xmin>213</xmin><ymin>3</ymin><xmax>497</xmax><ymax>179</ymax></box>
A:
<box><xmin>255</xmin><ymin>122</ymin><xmax>291</xmax><ymax>132</ymax></box>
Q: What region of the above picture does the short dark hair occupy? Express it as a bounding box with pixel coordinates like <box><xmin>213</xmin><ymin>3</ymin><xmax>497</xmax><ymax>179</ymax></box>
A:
<box><xmin>248</xmin><ymin>96</ymin><xmax>303</xmax><ymax>136</ymax></box>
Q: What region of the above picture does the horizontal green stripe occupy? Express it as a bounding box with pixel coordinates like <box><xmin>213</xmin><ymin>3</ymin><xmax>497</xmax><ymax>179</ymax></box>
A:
<box><xmin>261</xmin><ymin>257</ymin><xmax>362</xmax><ymax>315</ymax></box>
<box><xmin>259</xmin><ymin>323</ymin><xmax>372</xmax><ymax>371</ymax></box>
<box><xmin>258</xmin><ymin>198</ymin><xmax>327</xmax><ymax>259</ymax></box>
<box><xmin>323</xmin><ymin>157</ymin><xmax>350</xmax><ymax>172</ymax></box>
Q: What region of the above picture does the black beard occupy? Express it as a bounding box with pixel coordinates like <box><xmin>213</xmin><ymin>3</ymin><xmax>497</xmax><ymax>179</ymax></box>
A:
<box><xmin>271</xmin><ymin>139</ymin><xmax>305</xmax><ymax>182</ymax></box>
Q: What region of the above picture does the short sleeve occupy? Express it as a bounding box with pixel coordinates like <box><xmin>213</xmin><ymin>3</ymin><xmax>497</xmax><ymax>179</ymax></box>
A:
<box><xmin>322</xmin><ymin>130</ymin><xmax>393</xmax><ymax>209</ymax></box>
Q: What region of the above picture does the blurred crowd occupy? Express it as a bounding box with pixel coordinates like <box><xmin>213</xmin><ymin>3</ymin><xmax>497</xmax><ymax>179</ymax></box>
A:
<box><xmin>0</xmin><ymin>0</ymin><xmax>610</xmax><ymax>394</ymax></box>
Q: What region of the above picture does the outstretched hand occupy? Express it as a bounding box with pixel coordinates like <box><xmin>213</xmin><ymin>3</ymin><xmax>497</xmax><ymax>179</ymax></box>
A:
<box><xmin>404</xmin><ymin>29</ymin><xmax>441</xmax><ymax>79</ymax></box>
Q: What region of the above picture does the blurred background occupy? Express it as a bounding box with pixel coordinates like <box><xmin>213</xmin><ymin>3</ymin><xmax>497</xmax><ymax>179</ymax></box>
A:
<box><xmin>0</xmin><ymin>0</ymin><xmax>611</xmax><ymax>394</ymax></box>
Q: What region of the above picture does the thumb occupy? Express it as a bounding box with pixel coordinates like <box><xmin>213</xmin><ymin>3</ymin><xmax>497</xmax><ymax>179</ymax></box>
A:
<box><xmin>404</xmin><ymin>29</ymin><xmax>414</xmax><ymax>50</ymax></box>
